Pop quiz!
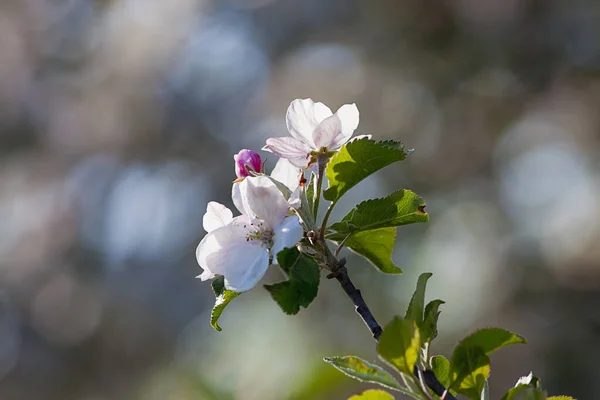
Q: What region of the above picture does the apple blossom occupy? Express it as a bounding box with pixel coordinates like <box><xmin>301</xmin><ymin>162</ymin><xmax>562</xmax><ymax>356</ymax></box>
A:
<box><xmin>262</xmin><ymin>98</ymin><xmax>362</xmax><ymax>167</ymax></box>
<box><xmin>234</xmin><ymin>149</ymin><xmax>262</xmax><ymax>179</ymax></box>
<box><xmin>196</xmin><ymin>176</ymin><xmax>302</xmax><ymax>292</ymax></box>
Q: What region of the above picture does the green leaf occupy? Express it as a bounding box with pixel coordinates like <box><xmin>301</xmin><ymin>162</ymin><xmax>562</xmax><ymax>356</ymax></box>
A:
<box><xmin>324</xmin><ymin>138</ymin><xmax>408</xmax><ymax>203</ymax></box>
<box><xmin>450</xmin><ymin>345</ymin><xmax>490</xmax><ymax>399</ymax></box>
<box><xmin>547</xmin><ymin>397</ymin><xmax>576</xmax><ymax>400</ymax></box>
<box><xmin>210</xmin><ymin>276</ymin><xmax>241</xmax><ymax>331</ymax></box>
<box><xmin>500</xmin><ymin>373</ymin><xmax>544</xmax><ymax>400</ymax></box>
<box><xmin>328</xmin><ymin>190</ymin><xmax>428</xmax><ymax>236</ymax></box>
<box><xmin>421</xmin><ymin>299</ymin><xmax>445</xmax><ymax>344</ymax></box>
<box><xmin>511</xmin><ymin>388</ymin><xmax>547</xmax><ymax>400</ymax></box>
<box><xmin>323</xmin><ymin>356</ymin><xmax>402</xmax><ymax>391</ymax></box>
<box><xmin>526</xmin><ymin>390</ymin><xmax>548</xmax><ymax>400</ymax></box>
<box><xmin>402</xmin><ymin>273</ymin><xmax>444</xmax><ymax>345</ymax></box>
<box><xmin>405</xmin><ymin>273</ymin><xmax>433</xmax><ymax>325</ymax></box>
<box><xmin>327</xmin><ymin>227</ymin><xmax>402</xmax><ymax>274</ymax></box>
<box><xmin>264</xmin><ymin>247</ymin><xmax>320</xmax><ymax>315</ymax></box>
<box><xmin>430</xmin><ymin>355</ymin><xmax>451</xmax><ymax>388</ymax></box>
<box><xmin>459</xmin><ymin>328</ymin><xmax>527</xmax><ymax>356</ymax></box>
<box><xmin>377</xmin><ymin>317</ymin><xmax>420</xmax><ymax>375</ymax></box>
<box><xmin>501</xmin><ymin>385</ymin><xmax>527</xmax><ymax>400</ymax></box>
<box><xmin>348</xmin><ymin>389</ymin><xmax>395</xmax><ymax>400</ymax></box>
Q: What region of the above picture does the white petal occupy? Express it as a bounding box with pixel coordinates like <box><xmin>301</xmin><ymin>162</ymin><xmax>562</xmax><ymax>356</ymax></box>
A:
<box><xmin>196</xmin><ymin>223</ymin><xmax>247</xmax><ymax>278</ymax></box>
<box><xmin>203</xmin><ymin>201</ymin><xmax>234</xmax><ymax>233</ymax></box>
<box><xmin>196</xmin><ymin>269</ymin><xmax>215</xmax><ymax>281</ymax></box>
<box><xmin>271</xmin><ymin>158</ymin><xmax>301</xmax><ymax>191</ymax></box>
<box><xmin>329</xmin><ymin>103</ymin><xmax>360</xmax><ymax>150</ymax></box>
<box><xmin>196</xmin><ymin>223</ymin><xmax>269</xmax><ymax>292</ymax></box>
<box><xmin>271</xmin><ymin>216</ymin><xmax>303</xmax><ymax>256</ymax></box>
<box><xmin>286</xmin><ymin>98</ymin><xmax>332</xmax><ymax>145</ymax></box>
<box><xmin>232</xmin><ymin>182</ymin><xmax>248</xmax><ymax>216</ymax></box>
<box><xmin>239</xmin><ymin>176</ymin><xmax>290</xmax><ymax>229</ymax></box>
<box><xmin>312</xmin><ymin>113</ymin><xmax>342</xmax><ymax>149</ymax></box>
<box><xmin>262</xmin><ymin>137</ymin><xmax>311</xmax><ymax>167</ymax></box>
<box><xmin>223</xmin><ymin>247</ymin><xmax>270</xmax><ymax>292</ymax></box>
<box><xmin>288</xmin><ymin>186</ymin><xmax>301</xmax><ymax>210</ymax></box>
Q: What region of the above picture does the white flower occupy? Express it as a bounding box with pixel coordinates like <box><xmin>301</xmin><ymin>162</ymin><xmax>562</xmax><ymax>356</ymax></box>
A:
<box><xmin>262</xmin><ymin>98</ymin><xmax>361</xmax><ymax>167</ymax></box>
<box><xmin>196</xmin><ymin>176</ymin><xmax>303</xmax><ymax>292</ymax></box>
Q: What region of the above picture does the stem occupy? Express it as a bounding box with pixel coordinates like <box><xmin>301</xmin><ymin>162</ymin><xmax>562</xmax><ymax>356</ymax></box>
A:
<box><xmin>328</xmin><ymin>256</ymin><xmax>458</xmax><ymax>400</ymax></box>
<box><xmin>313</xmin><ymin>163</ymin><xmax>324</xmax><ymax>220</ymax></box>
<box><xmin>334</xmin><ymin>234</ymin><xmax>353</xmax><ymax>257</ymax></box>
<box><xmin>415</xmin><ymin>368</ymin><xmax>434</xmax><ymax>400</ymax></box>
<box><xmin>320</xmin><ymin>202</ymin><xmax>335</xmax><ymax>242</ymax></box>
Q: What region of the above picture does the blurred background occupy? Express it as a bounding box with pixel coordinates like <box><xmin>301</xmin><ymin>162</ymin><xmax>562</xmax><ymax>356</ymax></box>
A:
<box><xmin>1</xmin><ymin>0</ymin><xmax>599</xmax><ymax>399</ymax></box>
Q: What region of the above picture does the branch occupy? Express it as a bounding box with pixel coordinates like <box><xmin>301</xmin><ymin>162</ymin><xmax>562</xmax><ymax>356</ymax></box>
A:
<box><xmin>326</xmin><ymin>258</ymin><xmax>382</xmax><ymax>340</ymax></box>
<box><xmin>327</xmin><ymin>258</ymin><xmax>457</xmax><ymax>400</ymax></box>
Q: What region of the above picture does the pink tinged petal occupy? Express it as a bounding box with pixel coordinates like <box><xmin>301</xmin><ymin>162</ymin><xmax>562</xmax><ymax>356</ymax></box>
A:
<box><xmin>203</xmin><ymin>201</ymin><xmax>234</xmax><ymax>233</ymax></box>
<box><xmin>196</xmin><ymin>224</ymin><xmax>269</xmax><ymax>292</ymax></box>
<box><xmin>271</xmin><ymin>216</ymin><xmax>303</xmax><ymax>256</ymax></box>
<box><xmin>271</xmin><ymin>158</ymin><xmax>302</xmax><ymax>191</ymax></box>
<box><xmin>286</xmin><ymin>98</ymin><xmax>332</xmax><ymax>144</ymax></box>
<box><xmin>239</xmin><ymin>176</ymin><xmax>289</xmax><ymax>229</ymax></box>
<box><xmin>262</xmin><ymin>137</ymin><xmax>312</xmax><ymax>167</ymax></box>
<box><xmin>312</xmin><ymin>113</ymin><xmax>342</xmax><ymax>149</ymax></box>
<box><xmin>234</xmin><ymin>149</ymin><xmax>262</xmax><ymax>179</ymax></box>
<box><xmin>329</xmin><ymin>103</ymin><xmax>360</xmax><ymax>150</ymax></box>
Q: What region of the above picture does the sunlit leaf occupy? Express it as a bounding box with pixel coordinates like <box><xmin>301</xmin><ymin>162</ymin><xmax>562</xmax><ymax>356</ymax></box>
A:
<box><xmin>348</xmin><ymin>389</ymin><xmax>396</xmax><ymax>400</ymax></box>
<box><xmin>377</xmin><ymin>317</ymin><xmax>420</xmax><ymax>375</ymax></box>
<box><xmin>324</xmin><ymin>138</ymin><xmax>408</xmax><ymax>203</ymax></box>
<box><xmin>459</xmin><ymin>328</ymin><xmax>527</xmax><ymax>356</ymax></box>
<box><xmin>328</xmin><ymin>190</ymin><xmax>428</xmax><ymax>236</ymax></box>
<box><xmin>327</xmin><ymin>227</ymin><xmax>402</xmax><ymax>274</ymax></box>
<box><xmin>430</xmin><ymin>355</ymin><xmax>451</xmax><ymax>388</ymax></box>
<box><xmin>323</xmin><ymin>355</ymin><xmax>401</xmax><ymax>391</ymax></box>
<box><xmin>450</xmin><ymin>345</ymin><xmax>490</xmax><ymax>399</ymax></box>
<box><xmin>210</xmin><ymin>276</ymin><xmax>241</xmax><ymax>331</ymax></box>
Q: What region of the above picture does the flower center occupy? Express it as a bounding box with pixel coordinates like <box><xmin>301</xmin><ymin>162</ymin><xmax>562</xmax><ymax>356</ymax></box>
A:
<box><xmin>244</xmin><ymin>220</ymin><xmax>274</xmax><ymax>248</ymax></box>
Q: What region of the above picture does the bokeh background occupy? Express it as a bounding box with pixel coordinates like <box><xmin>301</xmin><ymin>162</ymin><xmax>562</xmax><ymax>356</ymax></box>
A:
<box><xmin>1</xmin><ymin>0</ymin><xmax>600</xmax><ymax>399</ymax></box>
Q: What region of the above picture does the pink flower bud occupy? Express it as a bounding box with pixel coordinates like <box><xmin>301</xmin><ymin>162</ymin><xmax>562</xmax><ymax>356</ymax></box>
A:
<box><xmin>234</xmin><ymin>149</ymin><xmax>262</xmax><ymax>178</ymax></box>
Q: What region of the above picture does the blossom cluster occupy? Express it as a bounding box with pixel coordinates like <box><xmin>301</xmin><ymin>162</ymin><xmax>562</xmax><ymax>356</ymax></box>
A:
<box><xmin>196</xmin><ymin>98</ymin><xmax>361</xmax><ymax>292</ymax></box>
